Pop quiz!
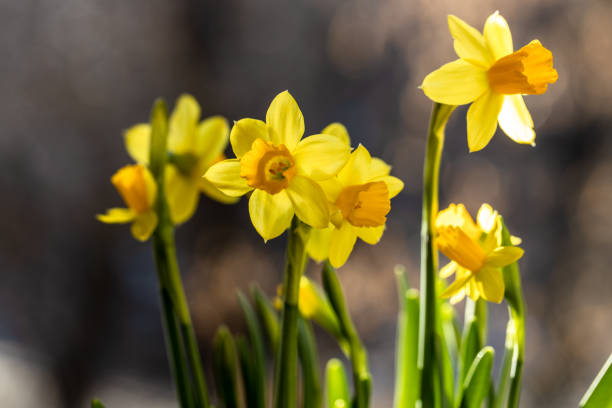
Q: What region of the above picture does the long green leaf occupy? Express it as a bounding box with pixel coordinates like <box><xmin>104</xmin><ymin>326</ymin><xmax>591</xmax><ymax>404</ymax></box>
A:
<box><xmin>326</xmin><ymin>359</ymin><xmax>350</xmax><ymax>408</ymax></box>
<box><xmin>91</xmin><ymin>399</ymin><xmax>105</xmax><ymax>408</ymax></box>
<box><xmin>456</xmin><ymin>319</ymin><xmax>481</xmax><ymax>407</ymax></box>
<box><xmin>213</xmin><ymin>326</ymin><xmax>239</xmax><ymax>408</ymax></box>
<box><xmin>298</xmin><ymin>317</ymin><xmax>322</xmax><ymax>408</ymax></box>
<box><xmin>580</xmin><ymin>353</ymin><xmax>612</xmax><ymax>408</ymax></box>
<box><xmin>461</xmin><ymin>347</ymin><xmax>494</xmax><ymax>408</ymax></box>
<box><xmin>237</xmin><ymin>291</ymin><xmax>266</xmax><ymax>408</ymax></box>
<box><xmin>251</xmin><ymin>284</ymin><xmax>280</xmax><ymax>353</ymax></box>
<box><xmin>236</xmin><ymin>335</ymin><xmax>258</xmax><ymax>408</ymax></box>
<box><xmin>494</xmin><ymin>320</ymin><xmax>518</xmax><ymax>408</ymax></box>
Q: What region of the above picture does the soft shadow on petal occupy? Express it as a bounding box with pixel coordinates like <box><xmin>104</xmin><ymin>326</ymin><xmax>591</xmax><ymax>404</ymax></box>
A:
<box><xmin>286</xmin><ymin>176</ymin><xmax>330</xmax><ymax>229</ymax></box>
<box><xmin>293</xmin><ymin>134</ymin><xmax>351</xmax><ymax>180</ymax></box>
<box><xmin>329</xmin><ymin>222</ymin><xmax>358</xmax><ymax>268</ymax></box>
<box><xmin>230</xmin><ymin>118</ymin><xmax>270</xmax><ymax>159</ymax></box>
<box><xmin>498</xmin><ymin>95</ymin><xmax>535</xmax><ymax>145</ymax></box>
<box><xmin>195</xmin><ymin>116</ymin><xmax>229</xmax><ymax>165</ymax></box>
<box><xmin>355</xmin><ymin>225</ymin><xmax>385</xmax><ymax>245</ymax></box>
<box><xmin>165</xmin><ymin>165</ymin><xmax>200</xmax><ymax>224</ymax></box>
<box><xmin>266</xmin><ymin>91</ymin><xmax>304</xmax><ymax>150</ymax></box>
<box><xmin>203</xmin><ymin>159</ymin><xmax>252</xmax><ymax>197</ymax></box>
<box><xmin>337</xmin><ymin>145</ymin><xmax>371</xmax><ymax>186</ymax></box>
<box><xmin>421</xmin><ymin>59</ymin><xmax>489</xmax><ymax>105</ymax></box>
<box><xmin>249</xmin><ymin>189</ymin><xmax>294</xmax><ymax>241</ymax></box>
<box><xmin>466</xmin><ymin>90</ymin><xmax>504</xmax><ymax>152</ymax></box>
<box><xmin>474</xmin><ymin>267</ymin><xmax>505</xmax><ymax>303</ymax></box>
<box><xmin>131</xmin><ymin>210</ymin><xmax>158</xmax><ymax>242</ymax></box>
<box><xmin>447</xmin><ymin>15</ymin><xmax>494</xmax><ymax>68</ymax></box>
<box><xmin>124</xmin><ymin>124</ymin><xmax>151</xmax><ymax>165</ymax></box>
<box><xmin>307</xmin><ymin>226</ymin><xmax>333</xmax><ymax>262</ymax></box>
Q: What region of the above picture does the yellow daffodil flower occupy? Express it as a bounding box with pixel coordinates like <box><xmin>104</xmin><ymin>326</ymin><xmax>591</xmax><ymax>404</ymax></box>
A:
<box><xmin>97</xmin><ymin>164</ymin><xmax>158</xmax><ymax>241</ymax></box>
<box><xmin>421</xmin><ymin>11</ymin><xmax>558</xmax><ymax>152</ymax></box>
<box><xmin>436</xmin><ymin>203</ymin><xmax>523</xmax><ymax>303</ymax></box>
<box><xmin>306</xmin><ymin>132</ymin><xmax>404</xmax><ymax>268</ymax></box>
<box><xmin>203</xmin><ymin>91</ymin><xmax>351</xmax><ymax>241</ymax></box>
<box><xmin>124</xmin><ymin>94</ymin><xmax>236</xmax><ymax>225</ymax></box>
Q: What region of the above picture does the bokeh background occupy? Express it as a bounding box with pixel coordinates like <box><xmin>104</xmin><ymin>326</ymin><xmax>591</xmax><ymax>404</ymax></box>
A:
<box><xmin>1</xmin><ymin>0</ymin><xmax>611</xmax><ymax>406</ymax></box>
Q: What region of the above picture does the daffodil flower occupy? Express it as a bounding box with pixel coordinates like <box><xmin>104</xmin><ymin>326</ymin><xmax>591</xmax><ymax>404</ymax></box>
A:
<box><xmin>97</xmin><ymin>164</ymin><xmax>158</xmax><ymax>241</ymax></box>
<box><xmin>421</xmin><ymin>11</ymin><xmax>558</xmax><ymax>152</ymax></box>
<box><xmin>306</xmin><ymin>131</ymin><xmax>404</xmax><ymax>268</ymax></box>
<box><xmin>124</xmin><ymin>94</ymin><xmax>236</xmax><ymax>225</ymax></box>
<box><xmin>203</xmin><ymin>91</ymin><xmax>351</xmax><ymax>241</ymax></box>
<box><xmin>436</xmin><ymin>203</ymin><xmax>523</xmax><ymax>303</ymax></box>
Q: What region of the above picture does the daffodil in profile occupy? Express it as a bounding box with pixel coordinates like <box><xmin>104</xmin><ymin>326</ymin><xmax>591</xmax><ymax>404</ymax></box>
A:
<box><xmin>421</xmin><ymin>11</ymin><xmax>558</xmax><ymax>152</ymax></box>
<box><xmin>307</xmin><ymin>137</ymin><xmax>404</xmax><ymax>268</ymax></box>
<box><xmin>203</xmin><ymin>91</ymin><xmax>351</xmax><ymax>241</ymax></box>
<box><xmin>124</xmin><ymin>94</ymin><xmax>236</xmax><ymax>225</ymax></box>
<box><xmin>97</xmin><ymin>164</ymin><xmax>158</xmax><ymax>241</ymax></box>
<box><xmin>436</xmin><ymin>203</ymin><xmax>523</xmax><ymax>303</ymax></box>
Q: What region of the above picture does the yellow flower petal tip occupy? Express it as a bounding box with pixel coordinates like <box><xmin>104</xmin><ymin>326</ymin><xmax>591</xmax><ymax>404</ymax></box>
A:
<box><xmin>423</xmin><ymin>12</ymin><xmax>557</xmax><ymax>151</ymax></box>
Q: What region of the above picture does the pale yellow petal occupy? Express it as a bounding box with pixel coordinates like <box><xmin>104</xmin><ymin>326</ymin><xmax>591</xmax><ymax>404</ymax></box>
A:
<box><xmin>286</xmin><ymin>176</ymin><xmax>330</xmax><ymax>229</ymax></box>
<box><xmin>198</xmin><ymin>177</ymin><xmax>240</xmax><ymax>204</ymax></box>
<box><xmin>230</xmin><ymin>118</ymin><xmax>270</xmax><ymax>159</ymax></box>
<box><xmin>165</xmin><ymin>165</ymin><xmax>200</xmax><ymax>225</ymax></box>
<box><xmin>484</xmin><ymin>246</ymin><xmax>524</xmax><ymax>267</ymax></box>
<box><xmin>447</xmin><ymin>15</ymin><xmax>494</xmax><ymax>68</ymax></box>
<box><xmin>439</xmin><ymin>261</ymin><xmax>458</xmax><ymax>279</ymax></box>
<box><xmin>97</xmin><ymin>207</ymin><xmax>135</xmax><ymax>224</ymax></box>
<box><xmin>249</xmin><ymin>189</ymin><xmax>294</xmax><ymax>241</ymax></box>
<box><xmin>374</xmin><ymin>175</ymin><xmax>404</xmax><ymax>198</ymax></box>
<box><xmin>467</xmin><ymin>90</ymin><xmax>504</xmax><ymax>152</ymax></box>
<box><xmin>510</xmin><ymin>235</ymin><xmax>522</xmax><ymax>246</ymax></box>
<box><xmin>436</xmin><ymin>203</ymin><xmax>480</xmax><ymax>241</ymax></box>
<box><xmin>440</xmin><ymin>271</ymin><xmax>472</xmax><ymax>299</ymax></box>
<box><xmin>476</xmin><ymin>203</ymin><xmax>498</xmax><ymax>233</ymax></box>
<box><xmin>322</xmin><ymin>122</ymin><xmax>351</xmax><ymax>147</ymax></box>
<box><xmin>168</xmin><ymin>94</ymin><xmax>200</xmax><ymax>153</ymax></box>
<box><xmin>328</xmin><ymin>222</ymin><xmax>358</xmax><ymax>268</ymax></box>
<box><xmin>131</xmin><ymin>210</ymin><xmax>158</xmax><ymax>241</ymax></box>
<box><xmin>483</xmin><ymin>11</ymin><xmax>513</xmax><ymax>60</ymax></box>
<box><xmin>266</xmin><ymin>91</ymin><xmax>304</xmax><ymax>150</ymax></box>
<box><xmin>498</xmin><ymin>95</ymin><xmax>535</xmax><ymax>146</ymax></box>
<box><xmin>474</xmin><ymin>267</ymin><xmax>505</xmax><ymax>303</ymax></box>
<box><xmin>124</xmin><ymin>124</ymin><xmax>151</xmax><ymax>165</ymax></box>
<box><xmin>355</xmin><ymin>225</ymin><xmax>385</xmax><ymax>245</ymax></box>
<box><xmin>195</xmin><ymin>115</ymin><xmax>229</xmax><ymax>165</ymax></box>
<box><xmin>307</xmin><ymin>226</ymin><xmax>333</xmax><ymax>262</ymax></box>
<box><xmin>317</xmin><ymin>178</ymin><xmax>344</xmax><ymax>202</ymax></box>
<box><xmin>370</xmin><ymin>158</ymin><xmax>391</xmax><ymax>178</ymax></box>
<box><xmin>337</xmin><ymin>144</ymin><xmax>371</xmax><ymax>186</ymax></box>
<box><xmin>203</xmin><ymin>159</ymin><xmax>252</xmax><ymax>197</ymax></box>
<box><xmin>421</xmin><ymin>59</ymin><xmax>489</xmax><ymax>105</ymax></box>
<box><xmin>293</xmin><ymin>134</ymin><xmax>351</xmax><ymax>180</ymax></box>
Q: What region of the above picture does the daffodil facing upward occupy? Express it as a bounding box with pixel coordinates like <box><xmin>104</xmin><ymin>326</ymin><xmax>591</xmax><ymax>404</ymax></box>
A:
<box><xmin>97</xmin><ymin>164</ymin><xmax>158</xmax><ymax>241</ymax></box>
<box><xmin>421</xmin><ymin>11</ymin><xmax>558</xmax><ymax>152</ymax></box>
<box><xmin>204</xmin><ymin>91</ymin><xmax>351</xmax><ymax>241</ymax></box>
<box><xmin>307</xmin><ymin>131</ymin><xmax>404</xmax><ymax>268</ymax></box>
<box><xmin>124</xmin><ymin>94</ymin><xmax>236</xmax><ymax>225</ymax></box>
<box><xmin>436</xmin><ymin>203</ymin><xmax>523</xmax><ymax>303</ymax></box>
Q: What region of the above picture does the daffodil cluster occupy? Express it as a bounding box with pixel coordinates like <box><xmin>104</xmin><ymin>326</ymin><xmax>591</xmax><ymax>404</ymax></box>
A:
<box><xmin>205</xmin><ymin>91</ymin><xmax>403</xmax><ymax>266</ymax></box>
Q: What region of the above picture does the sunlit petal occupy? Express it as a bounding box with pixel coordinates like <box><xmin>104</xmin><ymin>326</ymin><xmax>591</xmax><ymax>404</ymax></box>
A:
<box><xmin>293</xmin><ymin>134</ymin><xmax>351</xmax><ymax>180</ymax></box>
<box><xmin>421</xmin><ymin>59</ymin><xmax>489</xmax><ymax>105</ymax></box>
<box><xmin>286</xmin><ymin>176</ymin><xmax>330</xmax><ymax>229</ymax></box>
<box><xmin>230</xmin><ymin>118</ymin><xmax>270</xmax><ymax>159</ymax></box>
<box><xmin>466</xmin><ymin>90</ymin><xmax>504</xmax><ymax>152</ymax></box>
<box><xmin>328</xmin><ymin>222</ymin><xmax>358</xmax><ymax>268</ymax></box>
<box><xmin>474</xmin><ymin>267</ymin><xmax>505</xmax><ymax>303</ymax></box>
<box><xmin>447</xmin><ymin>15</ymin><xmax>494</xmax><ymax>68</ymax></box>
<box><xmin>249</xmin><ymin>189</ymin><xmax>294</xmax><ymax>241</ymax></box>
<box><xmin>198</xmin><ymin>177</ymin><xmax>240</xmax><ymax>204</ymax></box>
<box><xmin>322</xmin><ymin>122</ymin><xmax>351</xmax><ymax>147</ymax></box>
<box><xmin>355</xmin><ymin>225</ymin><xmax>385</xmax><ymax>245</ymax></box>
<box><xmin>484</xmin><ymin>246</ymin><xmax>524</xmax><ymax>267</ymax></box>
<box><xmin>337</xmin><ymin>144</ymin><xmax>371</xmax><ymax>186</ymax></box>
<box><xmin>203</xmin><ymin>159</ymin><xmax>253</xmax><ymax>197</ymax></box>
<box><xmin>266</xmin><ymin>91</ymin><xmax>304</xmax><ymax>150</ymax></box>
<box><xmin>498</xmin><ymin>95</ymin><xmax>535</xmax><ymax>145</ymax></box>
<box><xmin>483</xmin><ymin>11</ymin><xmax>513</xmax><ymax>60</ymax></box>
<box><xmin>307</xmin><ymin>226</ymin><xmax>333</xmax><ymax>262</ymax></box>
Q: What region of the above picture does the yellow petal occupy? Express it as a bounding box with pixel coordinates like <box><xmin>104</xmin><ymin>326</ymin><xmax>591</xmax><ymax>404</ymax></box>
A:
<box><xmin>439</xmin><ymin>261</ymin><xmax>457</xmax><ymax>279</ymax></box>
<box><xmin>97</xmin><ymin>207</ymin><xmax>135</xmax><ymax>224</ymax></box>
<box><xmin>195</xmin><ymin>115</ymin><xmax>230</xmax><ymax>165</ymax></box>
<box><xmin>355</xmin><ymin>225</ymin><xmax>385</xmax><ymax>245</ymax></box>
<box><xmin>249</xmin><ymin>189</ymin><xmax>294</xmax><ymax>241</ymax></box>
<box><xmin>374</xmin><ymin>175</ymin><xmax>404</xmax><ymax>198</ymax></box>
<box><xmin>483</xmin><ymin>11</ymin><xmax>513</xmax><ymax>60</ymax></box>
<box><xmin>124</xmin><ymin>124</ymin><xmax>151</xmax><ymax>165</ymax></box>
<box><xmin>436</xmin><ymin>203</ymin><xmax>480</xmax><ymax>241</ymax></box>
<box><xmin>370</xmin><ymin>158</ymin><xmax>391</xmax><ymax>178</ymax></box>
<box><xmin>322</xmin><ymin>122</ymin><xmax>351</xmax><ymax>147</ymax></box>
<box><xmin>203</xmin><ymin>159</ymin><xmax>252</xmax><ymax>197</ymax></box>
<box><xmin>421</xmin><ymin>59</ymin><xmax>489</xmax><ymax>105</ymax></box>
<box><xmin>484</xmin><ymin>246</ymin><xmax>524</xmax><ymax>267</ymax></box>
<box><xmin>440</xmin><ymin>271</ymin><xmax>472</xmax><ymax>299</ymax></box>
<box><xmin>286</xmin><ymin>176</ymin><xmax>330</xmax><ymax>229</ymax></box>
<box><xmin>328</xmin><ymin>221</ymin><xmax>358</xmax><ymax>268</ymax></box>
<box><xmin>230</xmin><ymin>118</ymin><xmax>270</xmax><ymax>159</ymax></box>
<box><xmin>476</xmin><ymin>203</ymin><xmax>498</xmax><ymax>234</ymax></box>
<box><xmin>165</xmin><ymin>165</ymin><xmax>200</xmax><ymax>225</ymax></box>
<box><xmin>466</xmin><ymin>90</ymin><xmax>504</xmax><ymax>152</ymax></box>
<box><xmin>266</xmin><ymin>91</ymin><xmax>304</xmax><ymax>150</ymax></box>
<box><xmin>168</xmin><ymin>94</ymin><xmax>200</xmax><ymax>153</ymax></box>
<box><xmin>337</xmin><ymin>144</ymin><xmax>371</xmax><ymax>186</ymax></box>
<box><xmin>317</xmin><ymin>178</ymin><xmax>344</xmax><ymax>202</ymax></box>
<box><xmin>198</xmin><ymin>177</ymin><xmax>240</xmax><ymax>204</ymax></box>
<box><xmin>474</xmin><ymin>267</ymin><xmax>505</xmax><ymax>303</ymax></box>
<box><xmin>498</xmin><ymin>95</ymin><xmax>535</xmax><ymax>146</ymax></box>
<box><xmin>307</xmin><ymin>226</ymin><xmax>333</xmax><ymax>262</ymax></box>
<box><xmin>447</xmin><ymin>15</ymin><xmax>494</xmax><ymax>68</ymax></box>
<box><xmin>131</xmin><ymin>210</ymin><xmax>158</xmax><ymax>241</ymax></box>
<box><xmin>510</xmin><ymin>235</ymin><xmax>522</xmax><ymax>246</ymax></box>
<box><xmin>293</xmin><ymin>134</ymin><xmax>351</xmax><ymax>180</ymax></box>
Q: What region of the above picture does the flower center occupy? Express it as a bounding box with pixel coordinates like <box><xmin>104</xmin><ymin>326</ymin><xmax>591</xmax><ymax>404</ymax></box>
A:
<box><xmin>487</xmin><ymin>40</ymin><xmax>558</xmax><ymax>95</ymax></box>
<box><xmin>335</xmin><ymin>181</ymin><xmax>390</xmax><ymax>227</ymax></box>
<box><xmin>436</xmin><ymin>226</ymin><xmax>487</xmax><ymax>272</ymax></box>
<box><xmin>111</xmin><ymin>164</ymin><xmax>154</xmax><ymax>213</ymax></box>
<box><xmin>240</xmin><ymin>138</ymin><xmax>297</xmax><ymax>194</ymax></box>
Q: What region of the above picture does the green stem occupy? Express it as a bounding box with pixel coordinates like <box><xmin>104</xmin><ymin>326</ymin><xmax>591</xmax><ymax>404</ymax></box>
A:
<box><xmin>273</xmin><ymin>217</ymin><xmax>311</xmax><ymax>408</ymax></box>
<box><xmin>418</xmin><ymin>102</ymin><xmax>456</xmax><ymax>408</ymax></box>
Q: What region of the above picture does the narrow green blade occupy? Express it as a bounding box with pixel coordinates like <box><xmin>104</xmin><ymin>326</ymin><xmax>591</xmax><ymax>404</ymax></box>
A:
<box><xmin>237</xmin><ymin>291</ymin><xmax>266</xmax><ymax>408</ymax></box>
<box><xmin>212</xmin><ymin>326</ymin><xmax>240</xmax><ymax>408</ymax></box>
<box><xmin>91</xmin><ymin>399</ymin><xmax>106</xmax><ymax>408</ymax></box>
<box><xmin>456</xmin><ymin>318</ymin><xmax>481</xmax><ymax>407</ymax></box>
<box><xmin>580</xmin><ymin>353</ymin><xmax>612</xmax><ymax>408</ymax></box>
<box><xmin>298</xmin><ymin>317</ymin><xmax>322</xmax><ymax>408</ymax></box>
<box><xmin>461</xmin><ymin>347</ymin><xmax>494</xmax><ymax>408</ymax></box>
<box><xmin>252</xmin><ymin>284</ymin><xmax>280</xmax><ymax>353</ymax></box>
<box><xmin>326</xmin><ymin>359</ymin><xmax>350</xmax><ymax>408</ymax></box>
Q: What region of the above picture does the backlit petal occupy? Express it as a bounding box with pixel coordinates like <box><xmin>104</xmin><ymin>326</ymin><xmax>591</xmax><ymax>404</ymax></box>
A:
<box><xmin>307</xmin><ymin>226</ymin><xmax>333</xmax><ymax>262</ymax></box>
<box><xmin>131</xmin><ymin>210</ymin><xmax>158</xmax><ymax>241</ymax></box>
<box><xmin>421</xmin><ymin>59</ymin><xmax>489</xmax><ymax>105</ymax></box>
<box><xmin>440</xmin><ymin>271</ymin><xmax>472</xmax><ymax>299</ymax></box>
<box><xmin>203</xmin><ymin>159</ymin><xmax>252</xmax><ymax>197</ymax></box>
<box><xmin>474</xmin><ymin>267</ymin><xmax>505</xmax><ymax>303</ymax></box>
<box><xmin>484</xmin><ymin>246</ymin><xmax>524</xmax><ymax>267</ymax></box>
<box><xmin>293</xmin><ymin>134</ymin><xmax>351</xmax><ymax>180</ymax></box>
<box><xmin>124</xmin><ymin>124</ymin><xmax>151</xmax><ymax>165</ymax></box>
<box><xmin>195</xmin><ymin>115</ymin><xmax>229</xmax><ymax>165</ymax></box>
<box><xmin>337</xmin><ymin>145</ymin><xmax>371</xmax><ymax>186</ymax></box>
<box><xmin>467</xmin><ymin>90</ymin><xmax>504</xmax><ymax>152</ymax></box>
<box><xmin>286</xmin><ymin>176</ymin><xmax>330</xmax><ymax>229</ymax></box>
<box><xmin>249</xmin><ymin>189</ymin><xmax>294</xmax><ymax>241</ymax></box>
<box><xmin>168</xmin><ymin>94</ymin><xmax>200</xmax><ymax>153</ymax></box>
<box><xmin>322</xmin><ymin>122</ymin><xmax>351</xmax><ymax>147</ymax></box>
<box><xmin>484</xmin><ymin>11</ymin><xmax>513</xmax><ymax>60</ymax></box>
<box><xmin>439</xmin><ymin>262</ymin><xmax>457</xmax><ymax>279</ymax></box>
<box><xmin>447</xmin><ymin>15</ymin><xmax>494</xmax><ymax>68</ymax></box>
<box><xmin>97</xmin><ymin>207</ymin><xmax>135</xmax><ymax>224</ymax></box>
<box><xmin>476</xmin><ymin>203</ymin><xmax>498</xmax><ymax>233</ymax></box>
<box><xmin>370</xmin><ymin>158</ymin><xmax>391</xmax><ymax>178</ymax></box>
<box><xmin>198</xmin><ymin>177</ymin><xmax>240</xmax><ymax>204</ymax></box>
<box><xmin>498</xmin><ymin>95</ymin><xmax>535</xmax><ymax>145</ymax></box>
<box><xmin>328</xmin><ymin>222</ymin><xmax>358</xmax><ymax>268</ymax></box>
<box><xmin>374</xmin><ymin>176</ymin><xmax>404</xmax><ymax>198</ymax></box>
<box><xmin>165</xmin><ymin>165</ymin><xmax>200</xmax><ymax>224</ymax></box>
<box><xmin>266</xmin><ymin>91</ymin><xmax>304</xmax><ymax>150</ymax></box>
<box><xmin>230</xmin><ymin>118</ymin><xmax>270</xmax><ymax>159</ymax></box>
<box><xmin>355</xmin><ymin>225</ymin><xmax>385</xmax><ymax>245</ymax></box>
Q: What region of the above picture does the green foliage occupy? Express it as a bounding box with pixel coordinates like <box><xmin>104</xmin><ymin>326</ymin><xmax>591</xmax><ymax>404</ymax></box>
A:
<box><xmin>212</xmin><ymin>326</ymin><xmax>240</xmax><ymax>408</ymax></box>
<box><xmin>580</xmin><ymin>353</ymin><xmax>612</xmax><ymax>408</ymax></box>
<box><xmin>326</xmin><ymin>359</ymin><xmax>350</xmax><ymax>408</ymax></box>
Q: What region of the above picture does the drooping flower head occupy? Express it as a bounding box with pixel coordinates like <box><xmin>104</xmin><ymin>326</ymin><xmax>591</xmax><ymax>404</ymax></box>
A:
<box><xmin>436</xmin><ymin>203</ymin><xmax>523</xmax><ymax>303</ymax></box>
<box><xmin>97</xmin><ymin>164</ymin><xmax>158</xmax><ymax>241</ymax></box>
<box><xmin>204</xmin><ymin>91</ymin><xmax>351</xmax><ymax>241</ymax></box>
<box><xmin>124</xmin><ymin>94</ymin><xmax>236</xmax><ymax>225</ymax></box>
<box><xmin>421</xmin><ymin>11</ymin><xmax>558</xmax><ymax>152</ymax></box>
<box><xmin>307</xmin><ymin>124</ymin><xmax>404</xmax><ymax>267</ymax></box>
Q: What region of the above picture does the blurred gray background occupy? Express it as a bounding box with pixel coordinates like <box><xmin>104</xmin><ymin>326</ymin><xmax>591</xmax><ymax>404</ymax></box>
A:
<box><xmin>1</xmin><ymin>0</ymin><xmax>611</xmax><ymax>406</ymax></box>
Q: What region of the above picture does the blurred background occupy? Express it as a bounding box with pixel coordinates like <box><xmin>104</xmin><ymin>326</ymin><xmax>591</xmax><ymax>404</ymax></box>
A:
<box><xmin>1</xmin><ymin>0</ymin><xmax>610</xmax><ymax>406</ymax></box>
